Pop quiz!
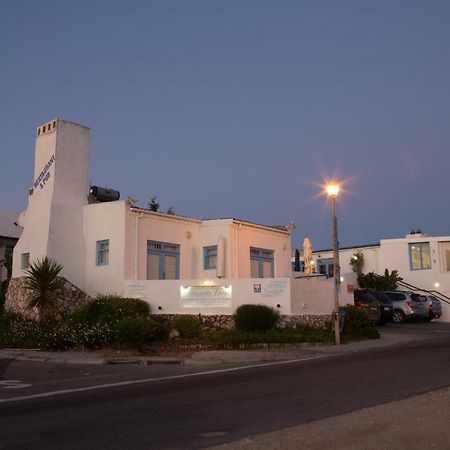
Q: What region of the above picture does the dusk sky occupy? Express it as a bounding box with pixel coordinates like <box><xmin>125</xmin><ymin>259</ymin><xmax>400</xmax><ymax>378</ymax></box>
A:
<box><xmin>1</xmin><ymin>0</ymin><xmax>450</xmax><ymax>250</ymax></box>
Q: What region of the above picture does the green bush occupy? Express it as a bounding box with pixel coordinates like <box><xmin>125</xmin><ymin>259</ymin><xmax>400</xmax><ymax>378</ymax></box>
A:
<box><xmin>112</xmin><ymin>317</ymin><xmax>167</xmax><ymax>348</ymax></box>
<box><xmin>69</xmin><ymin>295</ymin><xmax>150</xmax><ymax>326</ymax></box>
<box><xmin>172</xmin><ymin>315</ymin><xmax>201</xmax><ymax>338</ymax></box>
<box><xmin>213</xmin><ymin>325</ymin><xmax>332</xmax><ymax>347</ymax></box>
<box><xmin>234</xmin><ymin>304</ymin><xmax>279</xmax><ymax>332</ymax></box>
<box><xmin>340</xmin><ymin>305</ymin><xmax>379</xmax><ymax>340</ymax></box>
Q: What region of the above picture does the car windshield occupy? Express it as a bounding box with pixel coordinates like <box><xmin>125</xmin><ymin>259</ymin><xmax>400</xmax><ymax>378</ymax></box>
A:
<box><xmin>411</xmin><ymin>294</ymin><xmax>427</xmax><ymax>303</ymax></box>
<box><xmin>371</xmin><ymin>292</ymin><xmax>392</xmax><ymax>304</ymax></box>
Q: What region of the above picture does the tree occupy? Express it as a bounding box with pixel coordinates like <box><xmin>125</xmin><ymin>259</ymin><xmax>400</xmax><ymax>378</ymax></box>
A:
<box><xmin>0</xmin><ymin>253</ymin><xmax>13</xmax><ymax>310</ymax></box>
<box><xmin>148</xmin><ymin>196</ymin><xmax>160</xmax><ymax>212</ymax></box>
<box><xmin>357</xmin><ymin>269</ymin><xmax>402</xmax><ymax>291</ymax></box>
<box><xmin>349</xmin><ymin>251</ymin><xmax>364</xmax><ymax>276</ymax></box>
<box><xmin>24</xmin><ymin>257</ymin><xmax>64</xmax><ymax>323</ymax></box>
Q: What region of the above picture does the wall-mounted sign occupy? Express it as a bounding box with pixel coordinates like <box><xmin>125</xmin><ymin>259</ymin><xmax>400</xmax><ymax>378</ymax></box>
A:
<box><xmin>262</xmin><ymin>280</ymin><xmax>288</xmax><ymax>298</ymax></box>
<box><xmin>253</xmin><ymin>284</ymin><xmax>261</xmax><ymax>293</ymax></box>
<box><xmin>33</xmin><ymin>155</ymin><xmax>55</xmax><ymax>190</ymax></box>
<box><xmin>125</xmin><ymin>282</ymin><xmax>150</xmax><ymax>300</ymax></box>
<box><xmin>181</xmin><ymin>285</ymin><xmax>232</xmax><ymax>308</ymax></box>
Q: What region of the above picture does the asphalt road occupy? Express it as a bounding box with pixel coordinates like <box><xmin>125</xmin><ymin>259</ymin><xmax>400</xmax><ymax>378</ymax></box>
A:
<box><xmin>1</xmin><ymin>326</ymin><xmax>450</xmax><ymax>449</ymax></box>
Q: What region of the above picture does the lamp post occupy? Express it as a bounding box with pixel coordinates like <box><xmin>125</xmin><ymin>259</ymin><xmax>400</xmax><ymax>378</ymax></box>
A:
<box><xmin>326</xmin><ymin>183</ymin><xmax>341</xmax><ymax>345</ymax></box>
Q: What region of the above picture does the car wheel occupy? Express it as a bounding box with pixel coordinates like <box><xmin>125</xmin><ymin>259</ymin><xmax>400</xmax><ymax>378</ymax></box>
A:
<box><xmin>393</xmin><ymin>310</ymin><xmax>405</xmax><ymax>324</ymax></box>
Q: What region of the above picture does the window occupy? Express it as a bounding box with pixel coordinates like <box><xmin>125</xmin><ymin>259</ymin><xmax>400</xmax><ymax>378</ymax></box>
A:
<box><xmin>317</xmin><ymin>258</ymin><xmax>334</xmax><ymax>277</ymax></box>
<box><xmin>250</xmin><ymin>247</ymin><xmax>274</xmax><ymax>278</ymax></box>
<box><xmin>147</xmin><ymin>241</ymin><xmax>180</xmax><ymax>280</ymax></box>
<box><xmin>204</xmin><ymin>246</ymin><xmax>217</xmax><ymax>270</ymax></box>
<box><xmin>21</xmin><ymin>253</ymin><xmax>30</xmax><ymax>270</ymax></box>
<box><xmin>96</xmin><ymin>240</ymin><xmax>109</xmax><ymax>266</ymax></box>
<box><xmin>409</xmin><ymin>242</ymin><xmax>431</xmax><ymax>270</ymax></box>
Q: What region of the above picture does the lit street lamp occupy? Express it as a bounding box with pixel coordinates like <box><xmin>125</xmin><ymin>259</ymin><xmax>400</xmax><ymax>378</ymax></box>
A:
<box><xmin>326</xmin><ymin>183</ymin><xmax>341</xmax><ymax>345</ymax></box>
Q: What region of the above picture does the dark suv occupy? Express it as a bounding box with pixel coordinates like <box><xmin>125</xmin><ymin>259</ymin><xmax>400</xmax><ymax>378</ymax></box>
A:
<box><xmin>353</xmin><ymin>290</ymin><xmax>381</xmax><ymax>324</ymax></box>
<box><xmin>369</xmin><ymin>291</ymin><xmax>394</xmax><ymax>325</ymax></box>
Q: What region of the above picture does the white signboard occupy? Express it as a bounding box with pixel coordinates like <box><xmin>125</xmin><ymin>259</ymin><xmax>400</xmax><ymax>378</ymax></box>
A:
<box><xmin>181</xmin><ymin>285</ymin><xmax>232</xmax><ymax>308</ymax></box>
<box><xmin>262</xmin><ymin>279</ymin><xmax>288</xmax><ymax>298</ymax></box>
<box><xmin>125</xmin><ymin>282</ymin><xmax>150</xmax><ymax>300</ymax></box>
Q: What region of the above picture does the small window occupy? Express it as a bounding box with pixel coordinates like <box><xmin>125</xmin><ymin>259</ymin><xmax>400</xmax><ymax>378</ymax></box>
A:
<box><xmin>409</xmin><ymin>242</ymin><xmax>431</xmax><ymax>270</ymax></box>
<box><xmin>96</xmin><ymin>240</ymin><xmax>109</xmax><ymax>266</ymax></box>
<box><xmin>21</xmin><ymin>253</ymin><xmax>30</xmax><ymax>270</ymax></box>
<box><xmin>204</xmin><ymin>246</ymin><xmax>217</xmax><ymax>270</ymax></box>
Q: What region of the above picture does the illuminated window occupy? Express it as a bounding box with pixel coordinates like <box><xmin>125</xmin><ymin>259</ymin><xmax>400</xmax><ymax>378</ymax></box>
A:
<box><xmin>409</xmin><ymin>242</ymin><xmax>431</xmax><ymax>270</ymax></box>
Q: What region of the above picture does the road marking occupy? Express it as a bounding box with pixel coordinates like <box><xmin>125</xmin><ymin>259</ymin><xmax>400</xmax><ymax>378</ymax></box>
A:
<box><xmin>0</xmin><ymin>380</ymin><xmax>32</xmax><ymax>389</ymax></box>
<box><xmin>0</xmin><ymin>355</ymin><xmax>326</xmax><ymax>404</ymax></box>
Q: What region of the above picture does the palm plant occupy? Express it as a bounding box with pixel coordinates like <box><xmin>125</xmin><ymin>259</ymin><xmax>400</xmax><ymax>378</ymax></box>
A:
<box><xmin>24</xmin><ymin>256</ymin><xmax>64</xmax><ymax>323</ymax></box>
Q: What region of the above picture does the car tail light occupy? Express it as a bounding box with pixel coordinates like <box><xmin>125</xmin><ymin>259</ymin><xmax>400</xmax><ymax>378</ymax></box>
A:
<box><xmin>429</xmin><ymin>303</ymin><xmax>433</xmax><ymax>313</ymax></box>
<box><xmin>354</xmin><ymin>301</ymin><xmax>364</xmax><ymax>307</ymax></box>
<box><xmin>406</xmin><ymin>300</ymin><xmax>414</xmax><ymax>310</ymax></box>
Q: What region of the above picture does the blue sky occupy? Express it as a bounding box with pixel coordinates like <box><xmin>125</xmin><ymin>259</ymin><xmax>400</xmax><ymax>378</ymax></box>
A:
<box><xmin>1</xmin><ymin>0</ymin><xmax>450</xmax><ymax>249</ymax></box>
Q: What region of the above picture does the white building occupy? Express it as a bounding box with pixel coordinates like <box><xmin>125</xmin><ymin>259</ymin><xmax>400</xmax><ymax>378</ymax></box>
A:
<box><xmin>305</xmin><ymin>232</ymin><xmax>450</xmax><ymax>321</ymax></box>
<box><xmin>12</xmin><ymin>119</ymin><xmax>319</xmax><ymax>316</ymax></box>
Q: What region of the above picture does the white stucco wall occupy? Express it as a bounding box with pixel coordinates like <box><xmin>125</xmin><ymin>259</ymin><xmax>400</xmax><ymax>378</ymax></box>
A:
<box><xmin>12</xmin><ymin>119</ymin><xmax>89</xmax><ymax>290</ymax></box>
<box><xmin>291</xmin><ymin>276</ymin><xmax>354</xmax><ymax>315</ymax></box>
<box><xmin>124</xmin><ymin>278</ymin><xmax>291</xmax><ymax>315</ymax></box>
<box><xmin>84</xmin><ymin>201</ymin><xmax>127</xmax><ymax>296</ymax></box>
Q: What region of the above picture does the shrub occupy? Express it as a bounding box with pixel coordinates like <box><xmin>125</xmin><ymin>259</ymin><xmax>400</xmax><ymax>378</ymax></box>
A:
<box><xmin>340</xmin><ymin>305</ymin><xmax>379</xmax><ymax>340</ymax></box>
<box><xmin>112</xmin><ymin>317</ymin><xmax>167</xmax><ymax>348</ymax></box>
<box><xmin>234</xmin><ymin>304</ymin><xmax>279</xmax><ymax>332</ymax></box>
<box><xmin>69</xmin><ymin>295</ymin><xmax>150</xmax><ymax>326</ymax></box>
<box><xmin>213</xmin><ymin>325</ymin><xmax>332</xmax><ymax>347</ymax></box>
<box><xmin>172</xmin><ymin>315</ymin><xmax>201</xmax><ymax>338</ymax></box>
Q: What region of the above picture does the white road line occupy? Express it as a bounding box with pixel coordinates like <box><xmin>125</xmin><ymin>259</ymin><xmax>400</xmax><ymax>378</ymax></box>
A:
<box><xmin>0</xmin><ymin>355</ymin><xmax>326</xmax><ymax>404</ymax></box>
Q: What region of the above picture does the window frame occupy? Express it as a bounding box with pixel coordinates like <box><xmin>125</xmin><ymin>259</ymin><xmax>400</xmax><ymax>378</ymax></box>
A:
<box><xmin>408</xmin><ymin>242</ymin><xmax>431</xmax><ymax>271</ymax></box>
<box><xmin>96</xmin><ymin>239</ymin><xmax>110</xmax><ymax>266</ymax></box>
<box><xmin>147</xmin><ymin>240</ymin><xmax>180</xmax><ymax>280</ymax></box>
<box><xmin>250</xmin><ymin>247</ymin><xmax>274</xmax><ymax>278</ymax></box>
<box><xmin>203</xmin><ymin>245</ymin><xmax>218</xmax><ymax>270</ymax></box>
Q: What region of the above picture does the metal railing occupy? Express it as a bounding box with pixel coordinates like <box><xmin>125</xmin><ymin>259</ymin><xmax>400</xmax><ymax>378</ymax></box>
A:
<box><xmin>397</xmin><ymin>279</ymin><xmax>450</xmax><ymax>306</ymax></box>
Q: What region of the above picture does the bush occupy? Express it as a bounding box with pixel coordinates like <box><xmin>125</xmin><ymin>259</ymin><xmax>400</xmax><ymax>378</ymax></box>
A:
<box><xmin>172</xmin><ymin>315</ymin><xmax>201</xmax><ymax>338</ymax></box>
<box><xmin>234</xmin><ymin>304</ymin><xmax>279</xmax><ymax>332</ymax></box>
<box><xmin>112</xmin><ymin>317</ymin><xmax>167</xmax><ymax>348</ymax></box>
<box><xmin>69</xmin><ymin>295</ymin><xmax>150</xmax><ymax>326</ymax></box>
<box><xmin>213</xmin><ymin>325</ymin><xmax>332</xmax><ymax>347</ymax></box>
<box><xmin>340</xmin><ymin>305</ymin><xmax>379</xmax><ymax>340</ymax></box>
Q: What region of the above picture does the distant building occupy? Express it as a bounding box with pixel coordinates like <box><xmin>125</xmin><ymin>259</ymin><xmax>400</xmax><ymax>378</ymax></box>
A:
<box><xmin>297</xmin><ymin>232</ymin><xmax>450</xmax><ymax>321</ymax></box>
<box><xmin>0</xmin><ymin>210</ymin><xmax>21</xmax><ymax>282</ymax></box>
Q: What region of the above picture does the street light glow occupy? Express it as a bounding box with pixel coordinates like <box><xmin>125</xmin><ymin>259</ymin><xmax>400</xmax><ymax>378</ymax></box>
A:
<box><xmin>326</xmin><ymin>183</ymin><xmax>340</xmax><ymax>197</ymax></box>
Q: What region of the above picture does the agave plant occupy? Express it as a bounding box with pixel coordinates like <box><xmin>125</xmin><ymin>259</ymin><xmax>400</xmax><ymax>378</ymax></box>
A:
<box><xmin>24</xmin><ymin>256</ymin><xmax>64</xmax><ymax>323</ymax></box>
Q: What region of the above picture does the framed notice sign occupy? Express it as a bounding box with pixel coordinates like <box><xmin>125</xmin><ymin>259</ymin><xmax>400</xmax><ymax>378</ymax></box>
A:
<box><xmin>181</xmin><ymin>285</ymin><xmax>232</xmax><ymax>308</ymax></box>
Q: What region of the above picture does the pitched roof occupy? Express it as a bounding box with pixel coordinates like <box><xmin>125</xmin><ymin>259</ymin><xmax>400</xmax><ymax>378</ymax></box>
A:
<box><xmin>0</xmin><ymin>210</ymin><xmax>21</xmax><ymax>239</ymax></box>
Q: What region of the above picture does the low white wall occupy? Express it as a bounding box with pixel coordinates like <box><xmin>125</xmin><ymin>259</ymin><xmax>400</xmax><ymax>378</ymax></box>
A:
<box><xmin>291</xmin><ymin>276</ymin><xmax>354</xmax><ymax>315</ymax></box>
<box><xmin>124</xmin><ymin>277</ymin><xmax>291</xmax><ymax>315</ymax></box>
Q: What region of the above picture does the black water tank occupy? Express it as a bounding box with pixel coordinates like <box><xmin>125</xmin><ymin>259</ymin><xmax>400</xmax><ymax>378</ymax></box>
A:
<box><xmin>89</xmin><ymin>186</ymin><xmax>120</xmax><ymax>202</ymax></box>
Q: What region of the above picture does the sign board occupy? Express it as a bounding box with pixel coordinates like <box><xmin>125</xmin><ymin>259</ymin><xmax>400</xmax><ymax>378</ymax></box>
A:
<box><xmin>125</xmin><ymin>282</ymin><xmax>150</xmax><ymax>300</ymax></box>
<box><xmin>262</xmin><ymin>279</ymin><xmax>288</xmax><ymax>298</ymax></box>
<box><xmin>181</xmin><ymin>285</ymin><xmax>232</xmax><ymax>308</ymax></box>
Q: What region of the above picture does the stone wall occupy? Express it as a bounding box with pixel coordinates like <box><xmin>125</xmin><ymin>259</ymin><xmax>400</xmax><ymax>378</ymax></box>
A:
<box><xmin>5</xmin><ymin>276</ymin><xmax>91</xmax><ymax>320</ymax></box>
<box><xmin>155</xmin><ymin>313</ymin><xmax>330</xmax><ymax>332</ymax></box>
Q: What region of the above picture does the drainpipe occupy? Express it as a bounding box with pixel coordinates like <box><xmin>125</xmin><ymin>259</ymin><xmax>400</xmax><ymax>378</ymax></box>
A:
<box><xmin>134</xmin><ymin>211</ymin><xmax>144</xmax><ymax>280</ymax></box>
<box><xmin>234</xmin><ymin>223</ymin><xmax>241</xmax><ymax>278</ymax></box>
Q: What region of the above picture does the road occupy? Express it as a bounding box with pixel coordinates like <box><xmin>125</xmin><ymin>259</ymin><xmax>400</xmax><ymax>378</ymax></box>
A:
<box><xmin>1</xmin><ymin>324</ymin><xmax>450</xmax><ymax>449</ymax></box>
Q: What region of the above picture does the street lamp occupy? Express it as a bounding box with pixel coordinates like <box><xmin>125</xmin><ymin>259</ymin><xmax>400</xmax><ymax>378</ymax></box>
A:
<box><xmin>326</xmin><ymin>183</ymin><xmax>341</xmax><ymax>345</ymax></box>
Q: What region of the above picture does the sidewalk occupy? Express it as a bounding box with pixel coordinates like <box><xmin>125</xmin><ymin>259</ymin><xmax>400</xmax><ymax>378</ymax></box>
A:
<box><xmin>1</xmin><ymin>323</ymin><xmax>446</xmax><ymax>366</ymax></box>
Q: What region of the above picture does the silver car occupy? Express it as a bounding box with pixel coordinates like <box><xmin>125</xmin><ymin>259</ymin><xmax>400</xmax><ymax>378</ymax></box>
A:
<box><xmin>423</xmin><ymin>295</ymin><xmax>443</xmax><ymax>321</ymax></box>
<box><xmin>383</xmin><ymin>291</ymin><xmax>428</xmax><ymax>323</ymax></box>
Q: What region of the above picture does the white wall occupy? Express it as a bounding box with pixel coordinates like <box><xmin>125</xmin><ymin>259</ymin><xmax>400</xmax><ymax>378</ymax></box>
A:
<box><xmin>84</xmin><ymin>201</ymin><xmax>127</xmax><ymax>296</ymax></box>
<box><xmin>124</xmin><ymin>277</ymin><xmax>291</xmax><ymax>315</ymax></box>
<box><xmin>291</xmin><ymin>276</ymin><xmax>354</xmax><ymax>315</ymax></box>
<box><xmin>12</xmin><ymin>119</ymin><xmax>89</xmax><ymax>290</ymax></box>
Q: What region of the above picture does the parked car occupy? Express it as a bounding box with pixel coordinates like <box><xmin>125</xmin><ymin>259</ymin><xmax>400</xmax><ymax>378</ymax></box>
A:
<box><xmin>353</xmin><ymin>290</ymin><xmax>381</xmax><ymax>324</ymax></box>
<box><xmin>369</xmin><ymin>291</ymin><xmax>394</xmax><ymax>325</ymax></box>
<box><xmin>383</xmin><ymin>291</ymin><xmax>428</xmax><ymax>323</ymax></box>
<box><xmin>423</xmin><ymin>295</ymin><xmax>443</xmax><ymax>321</ymax></box>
